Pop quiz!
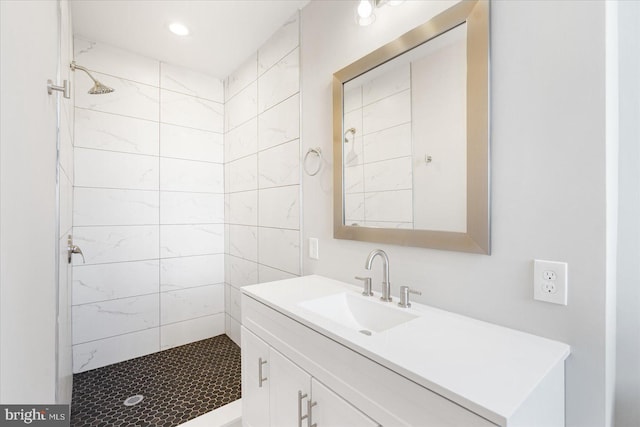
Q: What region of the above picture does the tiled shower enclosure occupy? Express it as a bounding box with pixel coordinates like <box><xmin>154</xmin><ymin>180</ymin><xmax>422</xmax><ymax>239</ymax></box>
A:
<box><xmin>70</xmin><ymin>12</ymin><xmax>302</xmax><ymax>373</ymax></box>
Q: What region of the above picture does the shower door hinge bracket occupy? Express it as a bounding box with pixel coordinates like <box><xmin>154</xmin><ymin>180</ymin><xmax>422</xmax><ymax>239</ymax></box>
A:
<box><xmin>47</xmin><ymin>79</ymin><xmax>70</xmax><ymax>99</ymax></box>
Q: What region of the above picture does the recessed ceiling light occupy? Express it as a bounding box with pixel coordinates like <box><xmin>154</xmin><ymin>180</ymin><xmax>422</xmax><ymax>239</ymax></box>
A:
<box><xmin>168</xmin><ymin>22</ymin><xmax>189</xmax><ymax>36</ymax></box>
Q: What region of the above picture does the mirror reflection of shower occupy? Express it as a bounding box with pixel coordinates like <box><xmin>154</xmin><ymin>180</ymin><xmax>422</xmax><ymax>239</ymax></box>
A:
<box><xmin>344</xmin><ymin>127</ymin><xmax>357</xmax><ymax>165</ymax></box>
<box><xmin>70</xmin><ymin>61</ymin><xmax>115</xmax><ymax>94</ymax></box>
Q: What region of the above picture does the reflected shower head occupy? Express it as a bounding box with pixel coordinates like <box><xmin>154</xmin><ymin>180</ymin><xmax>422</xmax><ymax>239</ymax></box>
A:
<box><xmin>70</xmin><ymin>61</ymin><xmax>115</xmax><ymax>95</ymax></box>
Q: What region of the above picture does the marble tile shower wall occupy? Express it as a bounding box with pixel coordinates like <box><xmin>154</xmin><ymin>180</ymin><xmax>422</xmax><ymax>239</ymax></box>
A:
<box><xmin>223</xmin><ymin>13</ymin><xmax>301</xmax><ymax>345</ymax></box>
<box><xmin>71</xmin><ymin>38</ymin><xmax>225</xmax><ymax>373</ymax></box>
<box><xmin>343</xmin><ymin>63</ymin><xmax>413</xmax><ymax>229</ymax></box>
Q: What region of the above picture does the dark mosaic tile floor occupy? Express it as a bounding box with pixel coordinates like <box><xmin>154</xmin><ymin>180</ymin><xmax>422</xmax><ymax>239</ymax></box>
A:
<box><xmin>71</xmin><ymin>335</ymin><xmax>241</xmax><ymax>427</ymax></box>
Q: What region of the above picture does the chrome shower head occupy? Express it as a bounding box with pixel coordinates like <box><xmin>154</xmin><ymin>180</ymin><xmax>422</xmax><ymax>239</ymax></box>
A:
<box><xmin>70</xmin><ymin>61</ymin><xmax>115</xmax><ymax>95</ymax></box>
<box><xmin>88</xmin><ymin>81</ymin><xmax>114</xmax><ymax>95</ymax></box>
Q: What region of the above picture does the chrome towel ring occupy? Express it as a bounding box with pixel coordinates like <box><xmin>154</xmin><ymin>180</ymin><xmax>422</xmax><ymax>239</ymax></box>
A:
<box><xmin>303</xmin><ymin>147</ymin><xmax>322</xmax><ymax>176</ymax></box>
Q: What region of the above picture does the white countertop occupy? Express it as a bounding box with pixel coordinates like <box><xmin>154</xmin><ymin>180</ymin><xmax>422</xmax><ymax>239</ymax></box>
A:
<box><xmin>242</xmin><ymin>275</ymin><xmax>571</xmax><ymax>425</ymax></box>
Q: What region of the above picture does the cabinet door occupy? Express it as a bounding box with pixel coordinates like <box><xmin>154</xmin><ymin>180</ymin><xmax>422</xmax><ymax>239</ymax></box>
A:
<box><xmin>269</xmin><ymin>349</ymin><xmax>312</xmax><ymax>427</ymax></box>
<box><xmin>241</xmin><ymin>327</ymin><xmax>270</xmax><ymax>427</ymax></box>
<box><xmin>310</xmin><ymin>379</ymin><xmax>379</xmax><ymax>427</ymax></box>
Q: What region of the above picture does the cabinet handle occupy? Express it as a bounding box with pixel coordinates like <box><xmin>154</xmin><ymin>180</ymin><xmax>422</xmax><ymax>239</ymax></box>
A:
<box><xmin>298</xmin><ymin>391</ymin><xmax>309</xmax><ymax>427</ymax></box>
<box><xmin>307</xmin><ymin>399</ymin><xmax>317</xmax><ymax>427</ymax></box>
<box><xmin>258</xmin><ymin>357</ymin><xmax>267</xmax><ymax>387</ymax></box>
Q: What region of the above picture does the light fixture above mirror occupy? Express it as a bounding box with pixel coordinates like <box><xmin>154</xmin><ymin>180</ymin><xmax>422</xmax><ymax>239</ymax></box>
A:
<box><xmin>355</xmin><ymin>0</ymin><xmax>405</xmax><ymax>26</ymax></box>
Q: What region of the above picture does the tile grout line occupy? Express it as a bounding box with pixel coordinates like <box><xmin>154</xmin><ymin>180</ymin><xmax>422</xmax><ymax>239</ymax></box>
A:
<box><xmin>158</xmin><ymin>63</ymin><xmax>162</xmax><ymax>352</ymax></box>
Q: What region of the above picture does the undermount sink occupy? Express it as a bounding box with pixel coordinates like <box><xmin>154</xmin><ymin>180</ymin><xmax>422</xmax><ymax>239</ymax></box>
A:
<box><xmin>298</xmin><ymin>292</ymin><xmax>418</xmax><ymax>333</ymax></box>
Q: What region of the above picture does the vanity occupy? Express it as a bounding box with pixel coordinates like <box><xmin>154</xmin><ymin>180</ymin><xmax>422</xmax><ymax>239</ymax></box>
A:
<box><xmin>241</xmin><ymin>275</ymin><xmax>570</xmax><ymax>427</ymax></box>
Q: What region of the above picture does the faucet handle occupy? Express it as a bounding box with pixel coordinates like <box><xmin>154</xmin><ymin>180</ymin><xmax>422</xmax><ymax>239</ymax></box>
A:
<box><xmin>355</xmin><ymin>276</ymin><xmax>373</xmax><ymax>296</ymax></box>
<box><xmin>398</xmin><ymin>285</ymin><xmax>422</xmax><ymax>308</ymax></box>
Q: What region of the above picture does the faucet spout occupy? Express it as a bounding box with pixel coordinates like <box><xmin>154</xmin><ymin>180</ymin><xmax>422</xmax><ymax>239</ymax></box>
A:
<box><xmin>365</xmin><ymin>249</ymin><xmax>392</xmax><ymax>302</ymax></box>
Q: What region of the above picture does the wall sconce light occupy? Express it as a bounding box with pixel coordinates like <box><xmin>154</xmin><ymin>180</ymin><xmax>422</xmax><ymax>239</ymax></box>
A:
<box><xmin>356</xmin><ymin>0</ymin><xmax>405</xmax><ymax>26</ymax></box>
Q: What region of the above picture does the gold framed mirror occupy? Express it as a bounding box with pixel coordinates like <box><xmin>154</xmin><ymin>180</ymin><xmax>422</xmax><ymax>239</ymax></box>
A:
<box><xmin>332</xmin><ymin>0</ymin><xmax>490</xmax><ymax>254</ymax></box>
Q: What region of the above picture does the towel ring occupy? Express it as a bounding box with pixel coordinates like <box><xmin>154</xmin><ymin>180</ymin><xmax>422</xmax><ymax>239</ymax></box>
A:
<box><xmin>303</xmin><ymin>147</ymin><xmax>322</xmax><ymax>176</ymax></box>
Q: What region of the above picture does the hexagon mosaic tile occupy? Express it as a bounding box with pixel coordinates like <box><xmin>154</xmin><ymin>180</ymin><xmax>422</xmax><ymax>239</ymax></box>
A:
<box><xmin>71</xmin><ymin>335</ymin><xmax>241</xmax><ymax>427</ymax></box>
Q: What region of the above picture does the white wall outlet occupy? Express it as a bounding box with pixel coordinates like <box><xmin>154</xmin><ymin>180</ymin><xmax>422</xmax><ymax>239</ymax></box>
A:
<box><xmin>309</xmin><ymin>237</ymin><xmax>319</xmax><ymax>260</ymax></box>
<box><xmin>534</xmin><ymin>259</ymin><xmax>568</xmax><ymax>305</ymax></box>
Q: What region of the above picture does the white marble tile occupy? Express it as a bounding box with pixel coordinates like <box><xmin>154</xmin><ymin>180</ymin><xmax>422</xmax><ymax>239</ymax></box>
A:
<box><xmin>258</xmin><ymin>228</ymin><xmax>300</xmax><ymax>275</ymax></box>
<box><xmin>72</xmin><ymin>294</ymin><xmax>159</xmax><ymax>344</ymax></box>
<box><xmin>72</xmin><ymin>260</ymin><xmax>159</xmax><ymax>305</ymax></box>
<box><xmin>75</xmin><ymin>108</ymin><xmax>159</xmax><ymax>156</ymax></box>
<box><xmin>160</xmin><ymin>224</ymin><xmax>224</xmax><ymax>258</ymax></box>
<box><xmin>364</xmin><ymin>190</ymin><xmax>413</xmax><ymax>222</ymax></box>
<box><xmin>344</xmin><ymin>193</ymin><xmax>365</xmax><ymax>225</ymax></box>
<box><xmin>363</xmin><ymin>123</ymin><xmax>412</xmax><ymax>163</ymax></box>
<box><xmin>160</xmin><ymin>314</ymin><xmax>225</xmax><ymax>350</ymax></box>
<box><xmin>344</xmin><ymin>86</ymin><xmax>362</xmax><ymax>113</ymax></box>
<box><xmin>343</xmin><ymin>134</ymin><xmax>364</xmax><ymax>168</ymax></box>
<box><xmin>226</xmin><ymin>117</ymin><xmax>258</xmax><ymax>162</ymax></box>
<box><xmin>344</xmin><ymin>164</ymin><xmax>364</xmax><ymax>194</ymax></box>
<box><xmin>72</xmin><ymin>328</ymin><xmax>159</xmax><ymax>373</ymax></box>
<box><xmin>258</xmin><ymin>48</ymin><xmax>299</xmax><ymax>113</ymax></box>
<box><xmin>59</xmin><ymin>172</ymin><xmax>73</xmax><ymax>236</ymax></box>
<box><xmin>226</xmin><ymin>53</ymin><xmax>257</xmax><ymax>102</ymax></box>
<box><xmin>160</xmin><ymin>62</ymin><xmax>223</xmax><ymax>102</ymax></box>
<box><xmin>161</xmin><ymin>284</ymin><xmax>224</xmax><ymax>325</ymax></box>
<box><xmin>75</xmin><ymin>148</ymin><xmax>159</xmax><ymax>190</ymax></box>
<box><xmin>363</xmin><ymin>157</ymin><xmax>413</xmax><ymax>192</ymax></box>
<box><xmin>257</xmin><ymin>94</ymin><xmax>300</xmax><ymax>151</ymax></box>
<box><xmin>225</xmin><ymin>315</ymin><xmax>241</xmax><ymax>347</ymax></box>
<box><xmin>258</xmin><ymin>12</ymin><xmax>299</xmax><ymax>75</ymax></box>
<box><xmin>226</xmin><ymin>81</ymin><xmax>257</xmax><ymax>131</ymax></box>
<box><xmin>228</xmin><ymin>155</ymin><xmax>257</xmax><ymax>193</ymax></box>
<box><xmin>160</xmin><ymin>254</ymin><xmax>224</xmax><ymax>292</ymax></box>
<box><xmin>258</xmin><ymin>186</ymin><xmax>300</xmax><ymax>230</ymax></box>
<box><xmin>160</xmin><ymin>89</ymin><xmax>224</xmax><ymax>133</ymax></box>
<box><xmin>228</xmin><ymin>191</ymin><xmax>258</xmax><ymax>226</ymax></box>
<box><xmin>258</xmin><ymin>140</ymin><xmax>299</xmax><ymax>189</ymax></box>
<box><xmin>75</xmin><ymin>72</ymin><xmax>159</xmax><ymax>122</ymax></box>
<box><xmin>160</xmin><ymin>123</ymin><xmax>223</xmax><ymax>163</ymax></box>
<box><xmin>224</xmin><ymin>223</ymin><xmax>230</xmax><ymax>254</ymax></box>
<box><xmin>74</xmin><ymin>188</ymin><xmax>159</xmax><ymax>226</ymax></box>
<box><xmin>229</xmin><ymin>225</ymin><xmax>258</xmax><ymax>262</ymax></box>
<box><xmin>225</xmin><ymin>256</ymin><xmax>258</xmax><ymax>288</ymax></box>
<box><xmin>160</xmin><ymin>192</ymin><xmax>223</xmax><ymax>224</ymax></box>
<box><xmin>225</xmin><ymin>284</ymin><xmax>242</xmax><ymax>322</ymax></box>
<box><xmin>362</xmin><ymin>89</ymin><xmax>411</xmax><ymax>135</ymax></box>
<box><xmin>258</xmin><ymin>264</ymin><xmax>297</xmax><ymax>284</ymax></box>
<box><xmin>74</xmin><ymin>37</ymin><xmax>160</xmax><ymax>86</ymax></box>
<box><xmin>362</xmin><ymin>63</ymin><xmax>410</xmax><ymax>106</ymax></box>
<box><xmin>160</xmin><ymin>158</ymin><xmax>223</xmax><ymax>193</ymax></box>
<box><xmin>72</xmin><ymin>225</ymin><xmax>159</xmax><ymax>265</ymax></box>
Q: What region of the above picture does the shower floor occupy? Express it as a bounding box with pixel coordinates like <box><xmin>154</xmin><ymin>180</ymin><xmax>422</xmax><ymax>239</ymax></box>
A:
<box><xmin>71</xmin><ymin>334</ymin><xmax>241</xmax><ymax>427</ymax></box>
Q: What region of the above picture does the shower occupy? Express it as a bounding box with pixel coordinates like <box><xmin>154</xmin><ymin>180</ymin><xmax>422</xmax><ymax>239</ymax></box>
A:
<box><xmin>70</xmin><ymin>61</ymin><xmax>115</xmax><ymax>94</ymax></box>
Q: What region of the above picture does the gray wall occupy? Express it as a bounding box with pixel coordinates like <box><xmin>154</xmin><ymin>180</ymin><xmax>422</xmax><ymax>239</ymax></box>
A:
<box><xmin>615</xmin><ymin>1</ymin><xmax>640</xmax><ymax>425</ymax></box>
<box><xmin>300</xmin><ymin>1</ymin><xmax>611</xmax><ymax>426</ymax></box>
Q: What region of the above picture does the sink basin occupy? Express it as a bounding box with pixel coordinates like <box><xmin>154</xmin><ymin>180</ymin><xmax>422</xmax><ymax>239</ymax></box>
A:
<box><xmin>298</xmin><ymin>292</ymin><xmax>418</xmax><ymax>333</ymax></box>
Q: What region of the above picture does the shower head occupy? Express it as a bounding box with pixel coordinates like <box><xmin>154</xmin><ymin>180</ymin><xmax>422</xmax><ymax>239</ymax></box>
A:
<box><xmin>70</xmin><ymin>61</ymin><xmax>115</xmax><ymax>95</ymax></box>
<box><xmin>88</xmin><ymin>80</ymin><xmax>115</xmax><ymax>95</ymax></box>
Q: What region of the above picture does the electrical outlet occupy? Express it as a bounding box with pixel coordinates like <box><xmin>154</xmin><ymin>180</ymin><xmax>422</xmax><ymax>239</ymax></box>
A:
<box><xmin>534</xmin><ymin>259</ymin><xmax>568</xmax><ymax>305</ymax></box>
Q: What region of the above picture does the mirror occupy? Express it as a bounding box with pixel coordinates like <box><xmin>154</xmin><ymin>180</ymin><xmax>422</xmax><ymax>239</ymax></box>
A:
<box><xmin>333</xmin><ymin>0</ymin><xmax>489</xmax><ymax>254</ymax></box>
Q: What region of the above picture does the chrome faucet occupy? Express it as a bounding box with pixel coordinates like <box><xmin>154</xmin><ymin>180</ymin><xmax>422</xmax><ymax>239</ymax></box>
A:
<box><xmin>365</xmin><ymin>249</ymin><xmax>392</xmax><ymax>302</ymax></box>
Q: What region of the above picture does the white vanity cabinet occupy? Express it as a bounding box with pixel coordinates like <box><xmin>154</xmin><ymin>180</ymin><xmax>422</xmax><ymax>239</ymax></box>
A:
<box><xmin>241</xmin><ymin>276</ymin><xmax>571</xmax><ymax>427</ymax></box>
<box><xmin>242</xmin><ymin>326</ymin><xmax>379</xmax><ymax>427</ymax></box>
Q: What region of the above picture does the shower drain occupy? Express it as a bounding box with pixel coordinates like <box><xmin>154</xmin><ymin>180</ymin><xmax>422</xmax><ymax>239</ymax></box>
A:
<box><xmin>123</xmin><ymin>395</ymin><xmax>144</xmax><ymax>406</ymax></box>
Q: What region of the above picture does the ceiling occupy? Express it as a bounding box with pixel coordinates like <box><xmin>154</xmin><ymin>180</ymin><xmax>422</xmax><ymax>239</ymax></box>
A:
<box><xmin>70</xmin><ymin>0</ymin><xmax>310</xmax><ymax>79</ymax></box>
